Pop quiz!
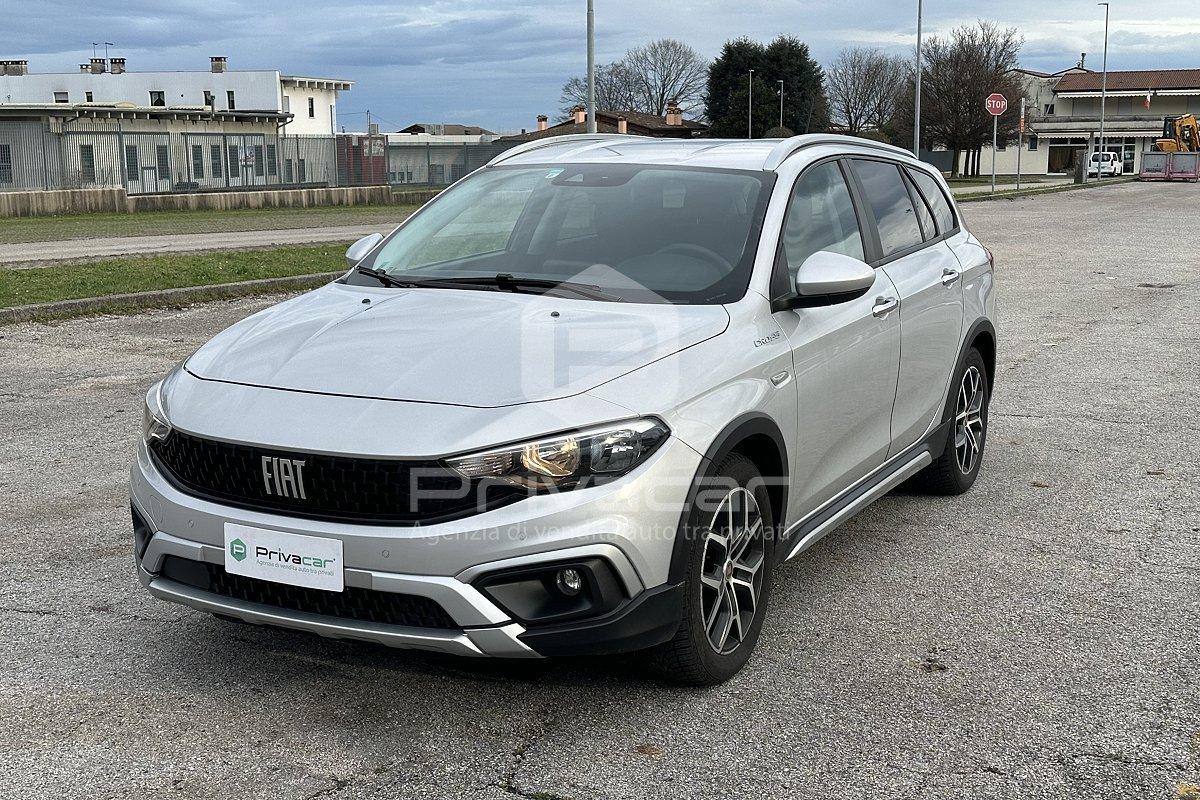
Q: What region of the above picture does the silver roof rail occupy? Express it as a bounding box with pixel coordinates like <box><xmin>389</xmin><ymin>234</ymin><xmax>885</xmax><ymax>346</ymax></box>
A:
<box><xmin>763</xmin><ymin>134</ymin><xmax>916</xmax><ymax>171</ymax></box>
<box><xmin>486</xmin><ymin>133</ymin><xmax>648</xmax><ymax>167</ymax></box>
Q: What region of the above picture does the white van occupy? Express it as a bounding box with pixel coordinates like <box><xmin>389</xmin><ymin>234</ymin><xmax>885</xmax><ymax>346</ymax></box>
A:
<box><xmin>1087</xmin><ymin>151</ymin><xmax>1124</xmax><ymax>177</ymax></box>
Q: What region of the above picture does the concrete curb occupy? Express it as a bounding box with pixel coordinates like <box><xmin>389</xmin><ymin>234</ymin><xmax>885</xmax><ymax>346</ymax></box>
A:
<box><xmin>0</xmin><ymin>271</ymin><xmax>342</xmax><ymax>325</ymax></box>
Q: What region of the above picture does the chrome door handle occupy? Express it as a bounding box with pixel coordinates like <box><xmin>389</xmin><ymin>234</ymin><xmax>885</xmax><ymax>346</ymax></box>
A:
<box><xmin>941</xmin><ymin>268</ymin><xmax>961</xmax><ymax>286</ymax></box>
<box><xmin>871</xmin><ymin>296</ymin><xmax>899</xmax><ymax>318</ymax></box>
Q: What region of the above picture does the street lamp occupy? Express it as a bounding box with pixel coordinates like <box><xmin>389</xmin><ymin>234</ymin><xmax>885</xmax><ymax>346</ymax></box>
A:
<box><xmin>748</xmin><ymin>69</ymin><xmax>755</xmax><ymax>139</ymax></box>
<box><xmin>1097</xmin><ymin>2</ymin><xmax>1110</xmax><ymax>179</ymax></box>
<box><xmin>586</xmin><ymin>0</ymin><xmax>596</xmax><ymax>133</ymax></box>
<box><xmin>778</xmin><ymin>79</ymin><xmax>785</xmax><ymax>129</ymax></box>
<box><xmin>913</xmin><ymin>0</ymin><xmax>923</xmax><ymax>156</ymax></box>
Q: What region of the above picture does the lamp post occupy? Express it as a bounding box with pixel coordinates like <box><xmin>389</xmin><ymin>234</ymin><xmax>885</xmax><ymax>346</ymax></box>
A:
<box><xmin>778</xmin><ymin>80</ymin><xmax>785</xmax><ymax>129</ymax></box>
<box><xmin>586</xmin><ymin>0</ymin><xmax>596</xmax><ymax>133</ymax></box>
<box><xmin>748</xmin><ymin>69</ymin><xmax>755</xmax><ymax>139</ymax></box>
<box><xmin>913</xmin><ymin>0</ymin><xmax>923</xmax><ymax>156</ymax></box>
<box><xmin>1097</xmin><ymin>2</ymin><xmax>1110</xmax><ymax>179</ymax></box>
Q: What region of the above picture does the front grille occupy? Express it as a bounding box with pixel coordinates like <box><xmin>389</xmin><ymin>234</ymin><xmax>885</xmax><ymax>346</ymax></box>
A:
<box><xmin>149</xmin><ymin>429</ymin><xmax>525</xmax><ymax>525</ymax></box>
<box><xmin>160</xmin><ymin>556</ymin><xmax>460</xmax><ymax>630</ymax></box>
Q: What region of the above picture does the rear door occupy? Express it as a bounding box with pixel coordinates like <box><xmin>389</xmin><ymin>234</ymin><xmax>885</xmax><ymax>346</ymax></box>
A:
<box><xmin>848</xmin><ymin>158</ymin><xmax>964</xmax><ymax>455</ymax></box>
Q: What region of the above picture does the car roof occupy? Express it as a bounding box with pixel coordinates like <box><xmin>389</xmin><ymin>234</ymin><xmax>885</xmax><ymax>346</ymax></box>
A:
<box><xmin>487</xmin><ymin>133</ymin><xmax>923</xmax><ymax>174</ymax></box>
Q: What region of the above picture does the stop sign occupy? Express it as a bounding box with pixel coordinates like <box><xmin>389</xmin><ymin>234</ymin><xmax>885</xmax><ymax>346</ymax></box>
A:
<box><xmin>985</xmin><ymin>93</ymin><xmax>1008</xmax><ymax>116</ymax></box>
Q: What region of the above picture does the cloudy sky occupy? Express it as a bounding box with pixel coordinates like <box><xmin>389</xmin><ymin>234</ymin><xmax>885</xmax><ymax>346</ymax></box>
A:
<box><xmin>3</xmin><ymin>0</ymin><xmax>1199</xmax><ymax>132</ymax></box>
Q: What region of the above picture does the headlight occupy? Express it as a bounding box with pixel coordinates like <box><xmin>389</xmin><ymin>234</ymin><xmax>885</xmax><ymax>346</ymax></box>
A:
<box><xmin>446</xmin><ymin>418</ymin><xmax>669</xmax><ymax>490</ymax></box>
<box><xmin>142</xmin><ymin>380</ymin><xmax>172</xmax><ymax>445</ymax></box>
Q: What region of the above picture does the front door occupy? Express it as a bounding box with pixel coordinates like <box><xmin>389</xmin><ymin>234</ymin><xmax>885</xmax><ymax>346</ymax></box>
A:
<box><xmin>771</xmin><ymin>159</ymin><xmax>901</xmax><ymax>517</ymax></box>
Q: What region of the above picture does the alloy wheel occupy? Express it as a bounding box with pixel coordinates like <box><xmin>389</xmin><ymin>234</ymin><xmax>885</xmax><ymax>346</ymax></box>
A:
<box><xmin>955</xmin><ymin>365</ymin><xmax>986</xmax><ymax>474</ymax></box>
<box><xmin>699</xmin><ymin>486</ymin><xmax>766</xmax><ymax>655</ymax></box>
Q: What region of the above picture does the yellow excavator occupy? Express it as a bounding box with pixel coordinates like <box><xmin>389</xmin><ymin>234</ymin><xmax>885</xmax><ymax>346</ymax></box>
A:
<box><xmin>1155</xmin><ymin>114</ymin><xmax>1199</xmax><ymax>152</ymax></box>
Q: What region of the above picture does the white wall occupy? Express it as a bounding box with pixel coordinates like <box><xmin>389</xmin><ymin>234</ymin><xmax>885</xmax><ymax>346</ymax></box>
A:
<box><xmin>0</xmin><ymin>70</ymin><xmax>283</xmax><ymax>112</ymax></box>
<box><xmin>280</xmin><ymin>85</ymin><xmax>340</xmax><ymax>135</ymax></box>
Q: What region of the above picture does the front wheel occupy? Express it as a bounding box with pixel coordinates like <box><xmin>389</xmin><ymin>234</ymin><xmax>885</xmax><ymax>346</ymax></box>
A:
<box><xmin>650</xmin><ymin>453</ymin><xmax>774</xmax><ymax>686</ymax></box>
<box><xmin>913</xmin><ymin>348</ymin><xmax>990</xmax><ymax>495</ymax></box>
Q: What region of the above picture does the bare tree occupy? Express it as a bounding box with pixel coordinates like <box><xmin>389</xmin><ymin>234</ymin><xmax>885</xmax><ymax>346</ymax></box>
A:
<box><xmin>560</xmin><ymin>39</ymin><xmax>708</xmax><ymax>119</ymax></box>
<box><xmin>826</xmin><ymin>48</ymin><xmax>909</xmax><ymax>135</ymax></box>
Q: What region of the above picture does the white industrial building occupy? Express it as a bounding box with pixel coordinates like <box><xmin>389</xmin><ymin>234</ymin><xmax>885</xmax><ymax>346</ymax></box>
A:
<box><xmin>0</xmin><ymin>56</ymin><xmax>351</xmax><ymax>135</ymax></box>
<box><xmin>958</xmin><ymin>66</ymin><xmax>1200</xmax><ymax>176</ymax></box>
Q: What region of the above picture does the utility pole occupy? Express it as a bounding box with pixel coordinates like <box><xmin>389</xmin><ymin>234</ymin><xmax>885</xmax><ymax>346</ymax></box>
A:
<box><xmin>913</xmin><ymin>0</ymin><xmax>923</xmax><ymax>156</ymax></box>
<box><xmin>1016</xmin><ymin>97</ymin><xmax>1025</xmax><ymax>191</ymax></box>
<box><xmin>586</xmin><ymin>0</ymin><xmax>597</xmax><ymax>133</ymax></box>
<box><xmin>778</xmin><ymin>80</ymin><xmax>785</xmax><ymax>129</ymax></box>
<box><xmin>748</xmin><ymin>69</ymin><xmax>755</xmax><ymax>139</ymax></box>
<box><xmin>1097</xmin><ymin>2</ymin><xmax>1110</xmax><ymax>179</ymax></box>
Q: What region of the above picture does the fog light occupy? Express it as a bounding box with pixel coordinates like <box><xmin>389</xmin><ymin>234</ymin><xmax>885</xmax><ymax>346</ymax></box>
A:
<box><xmin>556</xmin><ymin>568</ymin><xmax>583</xmax><ymax>597</ymax></box>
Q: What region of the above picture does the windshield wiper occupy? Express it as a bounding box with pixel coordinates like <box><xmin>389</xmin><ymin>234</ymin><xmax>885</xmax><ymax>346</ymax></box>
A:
<box><xmin>426</xmin><ymin>273</ymin><xmax>626</xmax><ymax>302</ymax></box>
<box><xmin>354</xmin><ymin>266</ymin><xmax>439</xmax><ymax>289</ymax></box>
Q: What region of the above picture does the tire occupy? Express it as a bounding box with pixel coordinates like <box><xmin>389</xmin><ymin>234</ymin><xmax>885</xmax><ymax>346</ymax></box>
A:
<box><xmin>650</xmin><ymin>452</ymin><xmax>775</xmax><ymax>686</ymax></box>
<box><xmin>913</xmin><ymin>347</ymin><xmax>990</xmax><ymax>495</ymax></box>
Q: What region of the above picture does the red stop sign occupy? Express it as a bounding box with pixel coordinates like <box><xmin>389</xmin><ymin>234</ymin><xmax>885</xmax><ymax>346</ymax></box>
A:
<box><xmin>985</xmin><ymin>93</ymin><xmax>1008</xmax><ymax>116</ymax></box>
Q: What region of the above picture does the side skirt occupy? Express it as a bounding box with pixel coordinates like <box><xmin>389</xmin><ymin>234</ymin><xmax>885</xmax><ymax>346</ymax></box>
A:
<box><xmin>781</xmin><ymin>422</ymin><xmax>949</xmax><ymax>562</ymax></box>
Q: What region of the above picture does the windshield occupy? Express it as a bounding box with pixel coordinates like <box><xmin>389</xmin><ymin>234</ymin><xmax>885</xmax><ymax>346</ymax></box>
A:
<box><xmin>351</xmin><ymin>164</ymin><xmax>774</xmax><ymax>304</ymax></box>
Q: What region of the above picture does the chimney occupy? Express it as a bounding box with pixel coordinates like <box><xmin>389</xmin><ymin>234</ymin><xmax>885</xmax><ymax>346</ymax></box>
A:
<box><xmin>80</xmin><ymin>63</ymin><xmax>90</xmax><ymax>73</ymax></box>
<box><xmin>210</xmin><ymin>56</ymin><xmax>228</xmax><ymax>74</ymax></box>
<box><xmin>3</xmin><ymin>59</ymin><xmax>28</xmax><ymax>76</ymax></box>
<box><xmin>572</xmin><ymin>105</ymin><xmax>586</xmax><ymax>125</ymax></box>
<box><xmin>537</xmin><ymin>114</ymin><xmax>548</xmax><ymax>131</ymax></box>
<box><xmin>89</xmin><ymin>58</ymin><xmax>107</xmax><ymax>74</ymax></box>
<box><xmin>665</xmin><ymin>100</ymin><xmax>682</xmax><ymax>126</ymax></box>
<box><xmin>617</xmin><ymin>116</ymin><xmax>628</xmax><ymax>134</ymax></box>
<box><xmin>109</xmin><ymin>57</ymin><xmax>126</xmax><ymax>75</ymax></box>
<box><xmin>1079</xmin><ymin>52</ymin><xmax>1087</xmax><ymax>69</ymax></box>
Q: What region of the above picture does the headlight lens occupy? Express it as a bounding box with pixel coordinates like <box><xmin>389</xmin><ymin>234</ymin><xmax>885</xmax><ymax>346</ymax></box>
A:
<box><xmin>446</xmin><ymin>418</ymin><xmax>669</xmax><ymax>490</ymax></box>
<box><xmin>141</xmin><ymin>380</ymin><xmax>172</xmax><ymax>444</ymax></box>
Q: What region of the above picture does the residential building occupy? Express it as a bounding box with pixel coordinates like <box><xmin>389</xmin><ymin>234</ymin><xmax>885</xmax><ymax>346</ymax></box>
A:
<box><xmin>498</xmin><ymin>103</ymin><xmax>708</xmax><ymax>143</ymax></box>
<box><xmin>0</xmin><ymin>56</ymin><xmax>351</xmax><ymax>135</ymax></box>
<box><xmin>398</xmin><ymin>123</ymin><xmax>495</xmax><ymax>136</ymax></box>
<box><xmin>955</xmin><ymin>65</ymin><xmax>1200</xmax><ymax>176</ymax></box>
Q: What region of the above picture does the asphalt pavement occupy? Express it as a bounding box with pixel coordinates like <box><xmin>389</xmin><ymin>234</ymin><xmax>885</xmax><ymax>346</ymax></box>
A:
<box><xmin>1</xmin><ymin>180</ymin><xmax>1198</xmax><ymax>799</ymax></box>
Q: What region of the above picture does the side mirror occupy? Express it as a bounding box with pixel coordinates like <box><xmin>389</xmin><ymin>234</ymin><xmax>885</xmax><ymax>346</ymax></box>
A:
<box><xmin>791</xmin><ymin>251</ymin><xmax>876</xmax><ymax>306</ymax></box>
<box><xmin>345</xmin><ymin>233</ymin><xmax>384</xmax><ymax>268</ymax></box>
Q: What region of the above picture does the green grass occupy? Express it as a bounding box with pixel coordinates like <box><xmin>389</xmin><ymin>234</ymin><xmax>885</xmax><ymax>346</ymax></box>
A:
<box><xmin>0</xmin><ymin>204</ymin><xmax>421</xmax><ymax>244</ymax></box>
<box><xmin>946</xmin><ymin>174</ymin><xmax>1054</xmax><ymax>186</ymax></box>
<box><xmin>0</xmin><ymin>244</ymin><xmax>346</xmax><ymax>308</ymax></box>
<box><xmin>957</xmin><ymin>176</ymin><xmax>1137</xmax><ymax>203</ymax></box>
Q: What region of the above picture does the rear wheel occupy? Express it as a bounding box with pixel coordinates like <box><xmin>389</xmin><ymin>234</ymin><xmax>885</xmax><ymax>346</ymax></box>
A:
<box><xmin>913</xmin><ymin>348</ymin><xmax>990</xmax><ymax>495</ymax></box>
<box><xmin>651</xmin><ymin>453</ymin><xmax>774</xmax><ymax>686</ymax></box>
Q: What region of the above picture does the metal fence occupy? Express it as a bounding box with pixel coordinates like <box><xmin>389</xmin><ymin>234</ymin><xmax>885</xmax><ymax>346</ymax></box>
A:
<box><xmin>0</xmin><ymin>119</ymin><xmax>339</xmax><ymax>195</ymax></box>
<box><xmin>384</xmin><ymin>141</ymin><xmax>514</xmax><ymax>188</ymax></box>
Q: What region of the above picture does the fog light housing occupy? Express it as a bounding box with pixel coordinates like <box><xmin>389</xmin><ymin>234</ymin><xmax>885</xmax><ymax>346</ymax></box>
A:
<box><xmin>475</xmin><ymin>557</ymin><xmax>626</xmax><ymax>626</ymax></box>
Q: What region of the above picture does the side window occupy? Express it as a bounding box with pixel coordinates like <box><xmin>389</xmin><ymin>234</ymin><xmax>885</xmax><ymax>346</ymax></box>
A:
<box><xmin>904</xmin><ymin>171</ymin><xmax>937</xmax><ymax>240</ymax></box>
<box><xmin>907</xmin><ymin>168</ymin><xmax>957</xmax><ymax>234</ymax></box>
<box><xmin>778</xmin><ymin>161</ymin><xmax>865</xmax><ymax>287</ymax></box>
<box><xmin>852</xmin><ymin>159</ymin><xmax>923</xmax><ymax>257</ymax></box>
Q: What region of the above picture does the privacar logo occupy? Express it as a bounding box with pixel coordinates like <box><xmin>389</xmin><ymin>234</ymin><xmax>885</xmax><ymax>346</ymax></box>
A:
<box><xmin>229</xmin><ymin>538</ymin><xmax>248</xmax><ymax>562</ymax></box>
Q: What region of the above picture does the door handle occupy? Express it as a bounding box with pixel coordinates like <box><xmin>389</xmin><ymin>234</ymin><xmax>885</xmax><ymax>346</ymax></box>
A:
<box><xmin>770</xmin><ymin>370</ymin><xmax>791</xmax><ymax>387</ymax></box>
<box><xmin>941</xmin><ymin>268</ymin><xmax>961</xmax><ymax>286</ymax></box>
<box><xmin>871</xmin><ymin>296</ymin><xmax>899</xmax><ymax>318</ymax></box>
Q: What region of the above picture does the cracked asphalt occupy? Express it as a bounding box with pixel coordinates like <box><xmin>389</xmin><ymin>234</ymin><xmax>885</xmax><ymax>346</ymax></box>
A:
<box><xmin>2</xmin><ymin>181</ymin><xmax>1198</xmax><ymax>799</ymax></box>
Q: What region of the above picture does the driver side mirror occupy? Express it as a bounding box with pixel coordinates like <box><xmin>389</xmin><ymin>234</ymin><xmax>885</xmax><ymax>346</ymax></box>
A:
<box><xmin>345</xmin><ymin>232</ymin><xmax>384</xmax><ymax>268</ymax></box>
<box><xmin>786</xmin><ymin>251</ymin><xmax>876</xmax><ymax>308</ymax></box>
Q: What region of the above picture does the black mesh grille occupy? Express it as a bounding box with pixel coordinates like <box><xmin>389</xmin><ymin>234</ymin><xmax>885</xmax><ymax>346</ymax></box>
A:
<box><xmin>149</xmin><ymin>430</ymin><xmax>524</xmax><ymax>525</ymax></box>
<box><xmin>160</xmin><ymin>556</ymin><xmax>460</xmax><ymax>630</ymax></box>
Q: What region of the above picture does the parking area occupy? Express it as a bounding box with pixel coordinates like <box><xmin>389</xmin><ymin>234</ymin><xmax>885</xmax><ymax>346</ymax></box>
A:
<box><xmin>1</xmin><ymin>180</ymin><xmax>1198</xmax><ymax>799</ymax></box>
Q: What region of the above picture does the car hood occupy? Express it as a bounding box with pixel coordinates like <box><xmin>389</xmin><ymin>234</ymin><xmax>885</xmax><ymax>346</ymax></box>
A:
<box><xmin>186</xmin><ymin>283</ymin><xmax>729</xmax><ymax>408</ymax></box>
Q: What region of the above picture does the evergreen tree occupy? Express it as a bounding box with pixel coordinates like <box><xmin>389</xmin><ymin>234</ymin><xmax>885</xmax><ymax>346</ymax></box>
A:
<box><xmin>705</xmin><ymin>36</ymin><xmax>829</xmax><ymax>138</ymax></box>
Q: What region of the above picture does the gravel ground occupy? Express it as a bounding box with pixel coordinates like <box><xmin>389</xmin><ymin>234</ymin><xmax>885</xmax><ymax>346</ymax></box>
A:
<box><xmin>1</xmin><ymin>180</ymin><xmax>1198</xmax><ymax>799</ymax></box>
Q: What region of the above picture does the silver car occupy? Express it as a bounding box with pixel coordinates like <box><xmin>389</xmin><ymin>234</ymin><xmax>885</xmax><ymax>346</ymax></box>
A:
<box><xmin>132</xmin><ymin>134</ymin><xmax>996</xmax><ymax>685</ymax></box>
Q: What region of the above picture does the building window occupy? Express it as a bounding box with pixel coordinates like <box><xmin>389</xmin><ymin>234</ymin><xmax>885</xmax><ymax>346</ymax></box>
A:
<box><xmin>284</xmin><ymin>159</ymin><xmax>294</xmax><ymax>183</ymax></box>
<box><xmin>297</xmin><ymin>159</ymin><xmax>307</xmax><ymax>183</ymax></box>
<box><xmin>253</xmin><ymin>145</ymin><xmax>265</xmax><ymax>177</ymax></box>
<box><xmin>227</xmin><ymin>90</ymin><xmax>236</xmax><ymax>110</ymax></box>
<box><xmin>265</xmin><ymin>144</ymin><xmax>277</xmax><ymax>176</ymax></box>
<box><xmin>85</xmin><ymin>91</ymin><xmax>93</xmax><ymax>103</ymax></box>
<box><xmin>228</xmin><ymin>145</ymin><xmax>240</xmax><ymax>176</ymax></box>
<box><xmin>155</xmin><ymin>144</ymin><xmax>170</xmax><ymax>181</ymax></box>
<box><xmin>125</xmin><ymin>145</ymin><xmax>139</xmax><ymax>179</ymax></box>
<box><xmin>54</xmin><ymin>91</ymin><xmax>69</xmax><ymax>103</ymax></box>
<box><xmin>0</xmin><ymin>144</ymin><xmax>12</xmax><ymax>184</ymax></box>
<box><xmin>149</xmin><ymin>91</ymin><xmax>166</xmax><ymax>107</ymax></box>
<box><xmin>282</xmin><ymin>95</ymin><xmax>291</xmax><ymax>113</ymax></box>
<box><xmin>203</xmin><ymin>90</ymin><xmax>214</xmax><ymax>108</ymax></box>
<box><xmin>308</xmin><ymin>97</ymin><xmax>315</xmax><ymax>118</ymax></box>
<box><xmin>997</xmin><ymin>138</ymin><xmax>1007</xmax><ymax>152</ymax></box>
<box><xmin>1029</xmin><ymin>135</ymin><xmax>1039</xmax><ymax>151</ymax></box>
<box><xmin>191</xmin><ymin>145</ymin><xmax>205</xmax><ymax>179</ymax></box>
<box><xmin>210</xmin><ymin>144</ymin><xmax>222</xmax><ymax>179</ymax></box>
<box><xmin>1043</xmin><ymin>103</ymin><xmax>1055</xmax><ymax>116</ymax></box>
<box><xmin>79</xmin><ymin>144</ymin><xmax>95</xmax><ymax>182</ymax></box>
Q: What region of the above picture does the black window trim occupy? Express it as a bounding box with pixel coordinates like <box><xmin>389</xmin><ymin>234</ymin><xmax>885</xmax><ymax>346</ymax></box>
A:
<box><xmin>769</xmin><ymin>155</ymin><xmax>872</xmax><ymax>307</ymax></box>
<box><xmin>845</xmin><ymin>155</ymin><xmax>962</xmax><ymax>268</ymax></box>
<box><xmin>900</xmin><ymin>167</ymin><xmax>937</xmax><ymax>242</ymax></box>
<box><xmin>903</xmin><ymin>163</ymin><xmax>961</xmax><ymax>242</ymax></box>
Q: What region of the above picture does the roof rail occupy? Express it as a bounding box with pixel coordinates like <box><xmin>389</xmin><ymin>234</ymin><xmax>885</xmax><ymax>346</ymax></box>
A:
<box><xmin>486</xmin><ymin>133</ymin><xmax>648</xmax><ymax>167</ymax></box>
<box><xmin>762</xmin><ymin>134</ymin><xmax>915</xmax><ymax>171</ymax></box>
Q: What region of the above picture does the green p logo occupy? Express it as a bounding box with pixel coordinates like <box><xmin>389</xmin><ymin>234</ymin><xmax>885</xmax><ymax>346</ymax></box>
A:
<box><xmin>229</xmin><ymin>538</ymin><xmax>248</xmax><ymax>562</ymax></box>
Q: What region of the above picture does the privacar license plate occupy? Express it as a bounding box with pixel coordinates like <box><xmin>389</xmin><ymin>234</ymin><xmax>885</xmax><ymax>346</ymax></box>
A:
<box><xmin>223</xmin><ymin>523</ymin><xmax>344</xmax><ymax>592</ymax></box>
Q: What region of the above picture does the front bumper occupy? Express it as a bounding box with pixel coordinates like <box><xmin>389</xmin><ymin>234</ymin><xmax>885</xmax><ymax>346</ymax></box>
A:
<box><xmin>131</xmin><ymin>433</ymin><xmax>701</xmax><ymax>658</ymax></box>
